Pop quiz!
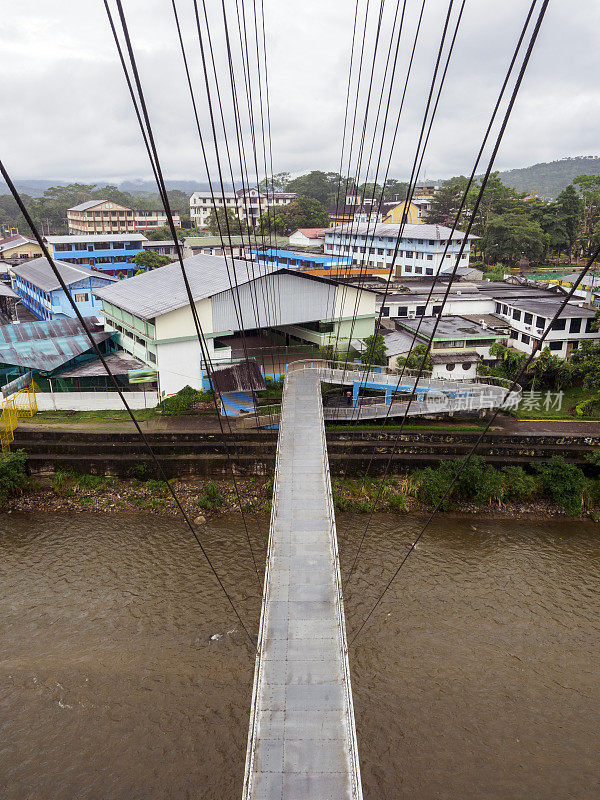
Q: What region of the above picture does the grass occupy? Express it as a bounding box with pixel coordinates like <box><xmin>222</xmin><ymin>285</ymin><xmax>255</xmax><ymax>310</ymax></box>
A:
<box><xmin>516</xmin><ymin>387</ymin><xmax>600</xmax><ymax>421</ymax></box>
<box><xmin>28</xmin><ymin>409</ymin><xmax>157</xmax><ymax>424</ymax></box>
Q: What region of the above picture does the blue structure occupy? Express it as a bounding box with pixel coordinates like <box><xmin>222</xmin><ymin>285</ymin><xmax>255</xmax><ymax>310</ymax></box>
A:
<box><xmin>251</xmin><ymin>248</ymin><xmax>353</xmax><ymax>272</ymax></box>
<box><xmin>45</xmin><ymin>234</ymin><xmax>147</xmax><ymax>277</ymax></box>
<box><xmin>11</xmin><ymin>257</ymin><xmax>117</xmax><ymax>321</ymax></box>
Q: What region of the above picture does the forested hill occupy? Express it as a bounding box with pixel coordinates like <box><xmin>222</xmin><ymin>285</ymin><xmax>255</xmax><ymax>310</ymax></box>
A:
<box><xmin>498</xmin><ymin>156</ymin><xmax>600</xmax><ymax>199</ymax></box>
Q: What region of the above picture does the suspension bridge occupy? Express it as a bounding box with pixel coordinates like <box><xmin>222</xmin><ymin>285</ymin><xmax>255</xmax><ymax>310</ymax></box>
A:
<box><xmin>242</xmin><ymin>362</ymin><xmax>521</xmax><ymax>799</ymax></box>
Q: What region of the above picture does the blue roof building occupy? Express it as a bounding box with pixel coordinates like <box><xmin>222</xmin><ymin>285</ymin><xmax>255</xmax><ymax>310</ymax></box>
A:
<box><xmin>250</xmin><ymin>248</ymin><xmax>353</xmax><ymax>273</ymax></box>
<box><xmin>11</xmin><ymin>257</ymin><xmax>118</xmax><ymax>321</ymax></box>
<box><xmin>44</xmin><ymin>233</ymin><xmax>148</xmax><ymax>277</ymax></box>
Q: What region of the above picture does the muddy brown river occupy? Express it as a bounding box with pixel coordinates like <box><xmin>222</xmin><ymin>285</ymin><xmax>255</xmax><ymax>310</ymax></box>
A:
<box><xmin>1</xmin><ymin>512</ymin><xmax>598</xmax><ymax>799</ymax></box>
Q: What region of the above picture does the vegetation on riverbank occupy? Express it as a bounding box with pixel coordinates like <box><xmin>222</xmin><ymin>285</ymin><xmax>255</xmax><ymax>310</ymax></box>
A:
<box><xmin>3</xmin><ymin>451</ymin><xmax>600</xmax><ymax>521</ymax></box>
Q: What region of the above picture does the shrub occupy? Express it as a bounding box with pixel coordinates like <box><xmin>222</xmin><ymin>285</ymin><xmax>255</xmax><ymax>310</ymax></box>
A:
<box><xmin>145</xmin><ymin>479</ymin><xmax>169</xmax><ymax>496</ymax></box>
<box><xmin>501</xmin><ymin>465</ymin><xmax>537</xmax><ymax>500</ymax></box>
<box><xmin>0</xmin><ymin>449</ymin><xmax>28</xmax><ymax>498</ymax></box>
<box><xmin>534</xmin><ymin>456</ymin><xmax>585</xmax><ymax>516</ymax></box>
<box><xmin>156</xmin><ymin>385</ymin><xmax>214</xmax><ymax>416</ymax></box>
<box><xmin>415</xmin><ymin>465</ymin><xmax>454</xmax><ymax>509</ymax></box>
<box><xmin>197</xmin><ymin>480</ymin><xmax>224</xmax><ymax>511</ymax></box>
<box><xmin>129</xmin><ymin>462</ymin><xmax>152</xmax><ymax>480</ymax></box>
<box><xmin>387</xmin><ymin>492</ymin><xmax>408</xmax><ymax>513</ymax></box>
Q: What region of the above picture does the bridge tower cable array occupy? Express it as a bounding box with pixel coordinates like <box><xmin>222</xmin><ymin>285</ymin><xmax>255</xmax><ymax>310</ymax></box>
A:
<box><xmin>0</xmin><ymin>158</ymin><xmax>256</xmax><ymax>648</ymax></box>
<box><xmin>106</xmin><ymin>0</ymin><xmax>263</xmax><ymax>585</ymax></box>
<box><xmin>348</xmin><ymin>0</ymin><xmax>555</xmax><ymax>639</ymax></box>
<box><xmin>343</xmin><ymin>0</ymin><xmax>541</xmax><ymax>580</ymax></box>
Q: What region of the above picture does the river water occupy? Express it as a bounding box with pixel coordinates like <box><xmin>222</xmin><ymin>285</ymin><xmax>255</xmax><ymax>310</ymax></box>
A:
<box><xmin>1</xmin><ymin>512</ymin><xmax>598</xmax><ymax>799</ymax></box>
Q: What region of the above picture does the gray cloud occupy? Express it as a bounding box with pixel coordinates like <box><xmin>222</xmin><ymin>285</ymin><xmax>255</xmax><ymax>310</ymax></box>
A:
<box><xmin>0</xmin><ymin>0</ymin><xmax>598</xmax><ymax>185</ymax></box>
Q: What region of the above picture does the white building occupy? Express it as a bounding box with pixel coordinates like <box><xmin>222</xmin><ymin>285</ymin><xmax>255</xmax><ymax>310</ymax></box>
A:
<box><xmin>492</xmin><ymin>296</ymin><xmax>600</xmax><ymax>358</ymax></box>
<box><xmin>190</xmin><ymin>188</ymin><xmax>298</xmax><ymax>230</ymax></box>
<box><xmin>324</xmin><ymin>222</ymin><xmax>475</xmax><ymax>278</ymax></box>
<box><xmin>288</xmin><ymin>228</ymin><xmax>326</xmax><ymax>248</ymax></box>
<box><xmin>94</xmin><ymin>253</ymin><xmax>376</xmax><ymax>396</ymax></box>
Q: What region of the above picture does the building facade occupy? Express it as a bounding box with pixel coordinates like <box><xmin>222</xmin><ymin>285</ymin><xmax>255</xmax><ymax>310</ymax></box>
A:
<box><xmin>189</xmin><ymin>188</ymin><xmax>297</xmax><ymax>230</ymax></box>
<box><xmin>45</xmin><ymin>234</ymin><xmax>148</xmax><ymax>277</ymax></box>
<box><xmin>324</xmin><ymin>222</ymin><xmax>474</xmax><ymax>278</ymax></box>
<box><xmin>10</xmin><ymin>258</ymin><xmax>117</xmax><ymax>321</ymax></box>
<box><xmin>0</xmin><ymin>235</ymin><xmax>43</xmax><ymax>261</ymax></box>
<box><xmin>67</xmin><ymin>200</ymin><xmax>180</xmax><ymax>235</ymax></box>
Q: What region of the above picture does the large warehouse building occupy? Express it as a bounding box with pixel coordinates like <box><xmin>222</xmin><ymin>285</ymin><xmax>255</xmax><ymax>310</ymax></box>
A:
<box><xmin>94</xmin><ymin>253</ymin><xmax>377</xmax><ymax>396</ymax></box>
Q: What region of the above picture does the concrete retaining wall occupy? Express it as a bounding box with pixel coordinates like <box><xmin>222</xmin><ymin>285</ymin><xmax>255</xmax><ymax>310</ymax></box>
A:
<box><xmin>35</xmin><ymin>391</ymin><xmax>160</xmax><ymax>411</ymax></box>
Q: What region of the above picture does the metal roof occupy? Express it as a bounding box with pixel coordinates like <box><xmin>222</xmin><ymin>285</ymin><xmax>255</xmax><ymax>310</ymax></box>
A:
<box><xmin>398</xmin><ymin>315</ymin><xmax>501</xmax><ymax>340</ymax></box>
<box><xmin>382</xmin><ymin>328</ymin><xmax>420</xmax><ymax>356</ymax></box>
<box><xmin>501</xmin><ymin>297</ymin><xmax>596</xmax><ymax>318</ymax></box>
<box><xmin>0</xmin><ymin>317</ymin><xmax>112</xmax><ymax>371</ymax></box>
<box><xmin>55</xmin><ymin>351</ymin><xmax>146</xmax><ymax>378</ymax></box>
<box><xmin>46</xmin><ymin>233</ymin><xmax>148</xmax><ymax>244</ymax></box>
<box><xmin>0</xmin><ymin>283</ymin><xmax>18</xmax><ymax>299</ymax></box>
<box><xmin>0</xmin><ymin>235</ymin><xmax>37</xmax><ymax>253</ymax></box>
<box><xmin>68</xmin><ymin>200</ymin><xmax>107</xmax><ymax>211</ymax></box>
<box><xmin>94</xmin><ymin>253</ymin><xmax>369</xmax><ymax>320</ymax></box>
<box><xmin>325</xmin><ymin>222</ymin><xmax>477</xmax><ymax>240</ymax></box>
<box><xmin>212</xmin><ymin>361</ymin><xmax>267</xmax><ymax>392</ymax></box>
<box><xmin>10</xmin><ymin>257</ymin><xmax>118</xmax><ymax>292</ymax></box>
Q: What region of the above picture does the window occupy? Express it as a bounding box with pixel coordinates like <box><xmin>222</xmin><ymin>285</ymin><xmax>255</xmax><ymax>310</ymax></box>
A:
<box><xmin>415</xmin><ymin>252</ymin><xmax>423</xmax><ymax>259</ymax></box>
<box><xmin>404</xmin><ymin>265</ymin><xmax>412</xmax><ymax>273</ymax></box>
<box><xmin>381</xmin><ymin>306</ymin><xmax>389</xmax><ymax>317</ymax></box>
<box><xmin>570</xmin><ymin>318</ymin><xmax>581</xmax><ymax>333</ymax></box>
<box><xmin>405</xmin><ymin>251</ymin><xmax>413</xmax><ymax>258</ymax></box>
<box><xmin>427</xmin><ymin>254</ymin><xmax>433</xmax><ymax>260</ymax></box>
<box><xmin>512</xmin><ymin>309</ymin><xmax>521</xmax><ymax>321</ymax></box>
<box><xmin>495</xmin><ymin>302</ymin><xmax>501</xmax><ymax>313</ymax></box>
<box><xmin>148</xmin><ymin>352</ymin><xmax>157</xmax><ymax>363</ymax></box>
<box><xmin>73</xmin><ymin>293</ymin><xmax>88</xmax><ymax>303</ymax></box>
<box><xmin>509</xmin><ymin>330</ymin><xmax>518</xmax><ymax>339</ymax></box>
<box><xmin>521</xmin><ymin>333</ymin><xmax>530</xmax><ymax>344</ymax></box>
<box><xmin>429</xmin><ymin>240</ymin><xmax>435</xmax><ymax>245</ymax></box>
<box><xmin>524</xmin><ymin>313</ymin><xmax>533</xmax><ymax>325</ymax></box>
<box><xmin>536</xmin><ymin>316</ymin><xmax>545</xmax><ymax>329</ymax></box>
<box><xmin>432</xmin><ymin>305</ymin><xmax>442</xmax><ymax>316</ymax></box>
<box><xmin>415</xmin><ymin>267</ymin><xmax>423</xmax><ymax>274</ymax></box>
<box><xmin>586</xmin><ymin>318</ymin><xmax>596</xmax><ymax>333</ymax></box>
<box><xmin>397</xmin><ymin>306</ymin><xmax>408</xmax><ymax>317</ymax></box>
<box><xmin>446</xmin><ymin>364</ymin><xmax>455</xmax><ymax>371</ymax></box>
<box><xmin>462</xmin><ymin>363</ymin><xmax>471</xmax><ymax>370</ymax></box>
<box><xmin>416</xmin><ymin>305</ymin><xmax>426</xmax><ymax>316</ymax></box>
<box><xmin>549</xmin><ymin>341</ymin><xmax>563</xmax><ymax>352</ymax></box>
<box><xmin>551</xmin><ymin>319</ymin><xmax>566</xmax><ymax>331</ymax></box>
<box><xmin>425</xmin><ymin>268</ymin><xmax>434</xmax><ymax>276</ymax></box>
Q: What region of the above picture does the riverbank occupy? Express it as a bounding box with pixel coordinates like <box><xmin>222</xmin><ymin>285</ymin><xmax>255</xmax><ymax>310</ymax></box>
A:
<box><xmin>4</xmin><ymin>473</ymin><xmax>598</xmax><ymax>524</ymax></box>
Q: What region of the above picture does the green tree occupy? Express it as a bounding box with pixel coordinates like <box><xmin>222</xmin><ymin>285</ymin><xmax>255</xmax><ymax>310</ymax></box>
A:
<box><xmin>555</xmin><ymin>184</ymin><xmax>583</xmax><ymax>259</ymax></box>
<box><xmin>258</xmin><ymin>195</ymin><xmax>329</xmax><ymax>235</ymax></box>
<box><xmin>573</xmin><ymin>174</ymin><xmax>600</xmax><ymax>255</ymax></box>
<box><xmin>206</xmin><ymin>206</ymin><xmax>248</xmax><ymax>236</ymax></box>
<box><xmin>570</xmin><ymin>341</ymin><xmax>600</xmax><ymax>389</ymax></box>
<box><xmin>133</xmin><ymin>251</ymin><xmax>171</xmax><ymax>271</ymax></box>
<box><xmin>257</xmin><ymin>172</ymin><xmax>291</xmax><ymax>193</ymax></box>
<box><xmin>481</xmin><ymin>212</ymin><xmax>545</xmax><ymax>264</ymax></box>
<box><xmin>396</xmin><ymin>343</ymin><xmax>432</xmax><ymax>372</ymax></box>
<box><xmin>285</xmin><ymin>171</ymin><xmax>343</xmax><ymax>206</ymax></box>
<box><xmin>360</xmin><ymin>333</ymin><xmax>387</xmax><ymax>366</ymax></box>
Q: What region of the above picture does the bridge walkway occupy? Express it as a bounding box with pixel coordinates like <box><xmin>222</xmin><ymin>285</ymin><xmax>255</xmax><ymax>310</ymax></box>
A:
<box><xmin>243</xmin><ymin>368</ymin><xmax>362</xmax><ymax>800</ymax></box>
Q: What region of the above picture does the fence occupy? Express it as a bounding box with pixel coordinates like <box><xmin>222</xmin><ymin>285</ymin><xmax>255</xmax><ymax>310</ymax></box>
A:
<box><xmin>0</xmin><ymin>382</ymin><xmax>38</xmax><ymax>453</ymax></box>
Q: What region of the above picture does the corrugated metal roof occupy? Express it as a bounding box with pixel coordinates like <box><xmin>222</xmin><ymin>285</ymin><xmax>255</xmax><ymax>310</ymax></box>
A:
<box><xmin>68</xmin><ymin>200</ymin><xmax>107</xmax><ymax>211</ymax></box>
<box><xmin>55</xmin><ymin>352</ymin><xmax>146</xmax><ymax>377</ymax></box>
<box><xmin>212</xmin><ymin>361</ymin><xmax>267</xmax><ymax>392</ymax></box>
<box><xmin>0</xmin><ymin>235</ymin><xmax>37</xmax><ymax>253</ymax></box>
<box><xmin>94</xmin><ymin>253</ymin><xmax>362</xmax><ymax>320</ymax></box>
<box><xmin>0</xmin><ymin>283</ymin><xmax>18</xmax><ymax>298</ymax></box>
<box><xmin>10</xmin><ymin>257</ymin><xmax>118</xmax><ymax>292</ymax></box>
<box><xmin>326</xmin><ymin>222</ymin><xmax>477</xmax><ymax>240</ymax></box>
<box><xmin>0</xmin><ymin>317</ymin><xmax>112</xmax><ymax>371</ymax></box>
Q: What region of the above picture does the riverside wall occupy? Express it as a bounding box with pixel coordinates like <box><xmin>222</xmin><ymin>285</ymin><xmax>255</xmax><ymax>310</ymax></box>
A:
<box><xmin>12</xmin><ymin>428</ymin><xmax>600</xmax><ymax>478</ymax></box>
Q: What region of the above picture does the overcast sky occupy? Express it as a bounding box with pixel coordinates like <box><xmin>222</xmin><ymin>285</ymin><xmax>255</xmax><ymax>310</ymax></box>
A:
<box><xmin>1</xmin><ymin>0</ymin><xmax>598</xmax><ymax>185</ymax></box>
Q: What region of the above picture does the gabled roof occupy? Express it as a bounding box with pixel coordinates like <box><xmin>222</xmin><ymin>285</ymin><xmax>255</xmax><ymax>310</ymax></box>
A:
<box><xmin>94</xmin><ymin>252</ymin><xmax>375</xmax><ymax>320</ymax></box>
<box><xmin>11</xmin><ymin>257</ymin><xmax>118</xmax><ymax>293</ymax></box>
<box><xmin>0</xmin><ymin>235</ymin><xmax>38</xmax><ymax>253</ymax></box>
<box><xmin>68</xmin><ymin>200</ymin><xmax>107</xmax><ymax>211</ymax></box>
<box><xmin>0</xmin><ymin>317</ymin><xmax>112</xmax><ymax>371</ymax></box>
<box><xmin>291</xmin><ymin>229</ymin><xmax>326</xmax><ymax>238</ymax></box>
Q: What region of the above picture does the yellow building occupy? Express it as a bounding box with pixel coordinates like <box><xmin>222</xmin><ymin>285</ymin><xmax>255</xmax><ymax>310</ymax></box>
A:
<box><xmin>67</xmin><ymin>200</ymin><xmax>136</xmax><ymax>234</ymax></box>
<box><xmin>382</xmin><ymin>199</ymin><xmax>423</xmax><ymax>224</ymax></box>
<box><xmin>0</xmin><ymin>234</ymin><xmax>43</xmax><ymax>261</ymax></box>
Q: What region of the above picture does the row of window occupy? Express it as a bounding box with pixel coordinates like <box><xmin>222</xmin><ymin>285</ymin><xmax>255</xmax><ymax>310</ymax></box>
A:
<box><xmin>54</xmin><ymin>242</ymin><xmax>141</xmax><ymax>252</ymax></box>
<box><xmin>331</xmin><ymin>234</ymin><xmax>462</xmax><ymax>247</ymax></box>
<box><xmin>508</xmin><ymin>330</ymin><xmax>565</xmax><ymax>351</ymax></box>
<box><xmin>496</xmin><ymin>302</ymin><xmax>594</xmax><ymax>333</ymax></box>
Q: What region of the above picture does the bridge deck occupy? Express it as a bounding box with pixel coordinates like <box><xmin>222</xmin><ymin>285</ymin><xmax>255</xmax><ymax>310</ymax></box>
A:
<box><xmin>243</xmin><ymin>368</ymin><xmax>362</xmax><ymax>800</ymax></box>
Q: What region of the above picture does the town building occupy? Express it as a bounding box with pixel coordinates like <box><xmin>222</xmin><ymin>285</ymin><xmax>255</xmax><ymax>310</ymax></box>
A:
<box><xmin>93</xmin><ymin>253</ymin><xmax>377</xmax><ymax>396</ymax></box>
<box><xmin>212</xmin><ymin>361</ymin><xmax>267</xmax><ymax>417</ymax></box>
<box><xmin>491</xmin><ymin>296</ymin><xmax>600</xmax><ymax>358</ymax></box>
<box><xmin>324</xmin><ymin>222</ymin><xmax>475</xmax><ymax>278</ymax></box>
<box><xmin>0</xmin><ymin>234</ymin><xmax>43</xmax><ymax>261</ymax></box>
<box><xmin>67</xmin><ymin>200</ymin><xmax>181</xmax><ymax>235</ymax></box>
<box><xmin>0</xmin><ymin>316</ymin><xmax>117</xmax><ymax>392</ymax></box>
<box><xmin>288</xmin><ymin>228</ymin><xmax>327</xmax><ymax>248</ymax></box>
<box><xmin>189</xmin><ymin>188</ymin><xmax>297</xmax><ymax>229</ymax></box>
<box><xmin>381</xmin><ymin>199</ymin><xmax>423</xmax><ymax>224</ymax></box>
<box><xmin>10</xmin><ymin>258</ymin><xmax>117</xmax><ymax>321</ymax></box>
<box><xmin>182</xmin><ymin>235</ymin><xmax>289</xmax><ymax>259</ymax></box>
<box><xmin>45</xmin><ymin>234</ymin><xmax>148</xmax><ymax>277</ymax></box>
<box><xmin>141</xmin><ymin>240</ymin><xmax>180</xmax><ymax>259</ymax></box>
<box><xmin>251</xmin><ymin>248</ymin><xmax>353</xmax><ymax>275</ymax></box>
